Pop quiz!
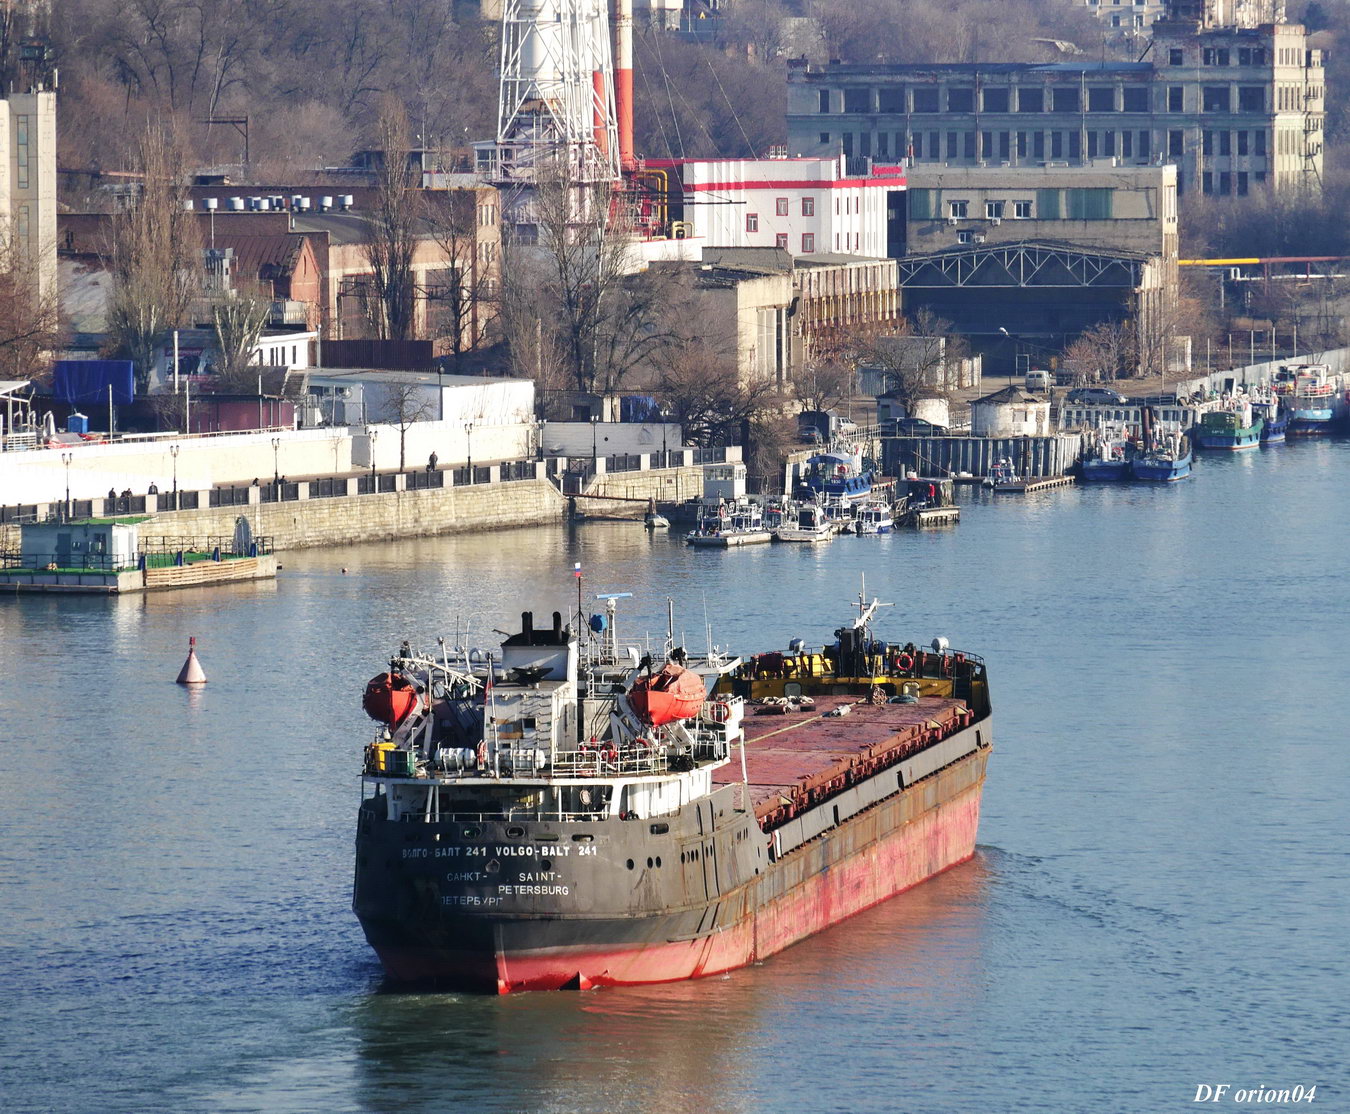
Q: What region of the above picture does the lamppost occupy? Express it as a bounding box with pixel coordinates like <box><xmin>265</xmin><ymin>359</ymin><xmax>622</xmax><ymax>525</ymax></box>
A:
<box><xmin>466</xmin><ymin>421</ymin><xmax>474</xmax><ymax>483</ymax></box>
<box><xmin>367</xmin><ymin>428</ymin><xmax>378</xmax><ymax>485</ymax></box>
<box><xmin>170</xmin><ymin>443</ymin><xmax>180</xmax><ymax>510</ymax></box>
<box><xmin>61</xmin><ymin>452</ymin><xmax>72</xmax><ymax>518</ymax></box>
<box><xmin>271</xmin><ymin>436</ymin><xmax>281</xmax><ymax>485</ymax></box>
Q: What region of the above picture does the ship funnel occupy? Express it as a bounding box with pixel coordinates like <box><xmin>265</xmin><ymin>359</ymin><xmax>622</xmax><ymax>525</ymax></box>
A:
<box><xmin>553</xmin><ymin>611</ymin><xmax>563</xmax><ymax>638</ymax></box>
<box><xmin>521</xmin><ymin>611</ymin><xmax>534</xmax><ymax>638</ymax></box>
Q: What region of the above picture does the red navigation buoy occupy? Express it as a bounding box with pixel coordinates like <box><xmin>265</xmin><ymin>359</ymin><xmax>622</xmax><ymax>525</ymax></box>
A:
<box><xmin>176</xmin><ymin>636</ymin><xmax>207</xmax><ymax>685</ymax></box>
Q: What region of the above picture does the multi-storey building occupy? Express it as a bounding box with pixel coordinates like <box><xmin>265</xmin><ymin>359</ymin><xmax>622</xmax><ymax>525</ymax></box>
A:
<box><xmin>643</xmin><ymin>155</ymin><xmax>906</xmax><ymax>259</ymax></box>
<box><xmin>1082</xmin><ymin>0</ymin><xmax>1281</xmax><ymax>30</ymax></box>
<box><xmin>2</xmin><ymin>89</ymin><xmax>56</xmax><ymax>303</ymax></box>
<box><xmin>786</xmin><ymin>14</ymin><xmax>1322</xmax><ymax>199</ymax></box>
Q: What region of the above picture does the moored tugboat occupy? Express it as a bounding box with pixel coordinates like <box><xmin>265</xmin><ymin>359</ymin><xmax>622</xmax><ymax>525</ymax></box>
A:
<box><xmin>353</xmin><ymin>593</ymin><xmax>993</xmax><ymax>993</ymax></box>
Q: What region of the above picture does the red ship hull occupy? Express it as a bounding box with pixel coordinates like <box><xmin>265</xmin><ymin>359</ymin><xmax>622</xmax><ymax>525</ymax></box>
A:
<box><xmin>369</xmin><ymin>754</ymin><xmax>985</xmax><ymax>992</ymax></box>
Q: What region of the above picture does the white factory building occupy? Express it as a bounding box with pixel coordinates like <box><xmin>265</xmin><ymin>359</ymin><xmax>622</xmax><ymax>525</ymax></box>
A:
<box><xmin>647</xmin><ymin>155</ymin><xmax>906</xmax><ymax>259</ymax></box>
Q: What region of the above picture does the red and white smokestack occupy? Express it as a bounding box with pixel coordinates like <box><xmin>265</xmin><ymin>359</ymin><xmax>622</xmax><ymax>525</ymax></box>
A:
<box><xmin>612</xmin><ymin>0</ymin><xmax>635</xmax><ymax>170</ymax></box>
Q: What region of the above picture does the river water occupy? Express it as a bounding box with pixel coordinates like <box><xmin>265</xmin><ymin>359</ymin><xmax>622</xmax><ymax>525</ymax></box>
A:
<box><xmin>2</xmin><ymin>441</ymin><xmax>1347</xmax><ymax>1113</ymax></box>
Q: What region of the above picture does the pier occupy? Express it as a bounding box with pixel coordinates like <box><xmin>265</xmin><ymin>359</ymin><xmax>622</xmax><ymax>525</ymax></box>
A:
<box><xmin>992</xmin><ymin>475</ymin><xmax>1076</xmax><ymax>494</ymax></box>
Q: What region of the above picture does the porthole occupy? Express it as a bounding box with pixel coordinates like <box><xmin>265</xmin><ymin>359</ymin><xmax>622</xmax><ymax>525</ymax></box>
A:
<box><xmin>572</xmin><ymin>833</ymin><xmax>594</xmax><ymax>843</ymax></box>
<box><xmin>655</xmin><ymin>856</ymin><xmax>662</xmax><ymax>868</ymax></box>
<box><xmin>462</xmin><ymin>825</ymin><xmax>481</xmax><ymax>839</ymax></box>
<box><xmin>540</xmin><ymin>859</ymin><xmax>552</xmax><ymax>870</ymax></box>
<box><xmin>626</xmin><ymin>859</ymin><xmax>635</xmax><ymax>870</ymax></box>
<box><xmin>506</xmin><ymin>825</ymin><xmax>525</xmax><ymax>838</ymax></box>
<box><xmin>646</xmin><ymin>857</ymin><xmax>654</xmax><ymax>868</ymax></box>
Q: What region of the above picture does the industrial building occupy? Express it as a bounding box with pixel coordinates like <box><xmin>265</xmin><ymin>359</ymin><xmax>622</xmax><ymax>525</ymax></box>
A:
<box><xmin>903</xmin><ymin>164</ymin><xmax>1177</xmax><ymax>277</ymax></box>
<box><xmin>786</xmin><ymin>2</ymin><xmax>1323</xmax><ymax>199</ymax></box>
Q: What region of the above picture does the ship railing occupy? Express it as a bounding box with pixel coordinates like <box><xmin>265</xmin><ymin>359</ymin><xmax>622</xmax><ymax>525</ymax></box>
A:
<box><xmin>399</xmin><ymin>808</ymin><xmax>610</xmax><ymax>824</ymax></box>
<box><xmin>551</xmin><ymin>746</ymin><xmax>675</xmax><ymax>777</ymax></box>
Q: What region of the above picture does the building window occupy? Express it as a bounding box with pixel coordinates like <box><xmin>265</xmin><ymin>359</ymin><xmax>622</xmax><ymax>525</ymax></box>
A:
<box><xmin>1052</xmin><ymin>88</ymin><xmax>1079</xmax><ymax>113</ymax></box>
<box><xmin>1122</xmin><ymin>87</ymin><xmax>1149</xmax><ymax>113</ymax></box>
<box><xmin>1202</xmin><ymin>172</ymin><xmax>1213</xmax><ymax>195</ymax></box>
<box><xmin>1203</xmin><ymin>130</ymin><xmax>1214</xmax><ymax>156</ymax></box>
<box><xmin>1033</xmin><ymin>131</ymin><xmax>1045</xmax><ymax>159</ymax></box>
<box><xmin>1018</xmin><ymin>88</ymin><xmax>1044</xmax><ymax>113</ymax></box>
<box><xmin>948</xmin><ymin>87</ymin><xmax>975</xmax><ymax>113</ymax></box>
<box><xmin>1169</xmin><ymin>49</ymin><xmax>1183</xmax><ymax>65</ymax></box>
<box><xmin>957</xmin><ymin>231</ymin><xmax>973</xmax><ymax>244</ymax></box>
<box><xmin>986</xmin><ymin>200</ymin><xmax>1005</xmax><ymax>219</ymax></box>
<box><xmin>1013</xmin><ymin>200</ymin><xmax>1033</xmax><ymax>219</ymax></box>
<box><xmin>844</xmin><ymin>88</ymin><xmax>870</xmax><ymax>113</ymax></box>
<box><xmin>775</xmin><ymin>197</ymin><xmax>789</xmax><ymax>216</ymax></box>
<box><xmin>1238</xmin><ymin>171</ymin><xmax>1249</xmax><ymax>196</ymax></box>
<box><xmin>1168</xmin><ymin>86</ymin><xmax>1183</xmax><ymax>112</ymax></box>
<box><xmin>802</xmin><ymin>197</ymin><xmax>815</xmax><ymax>216</ymax></box>
<box><xmin>949</xmin><ymin>199</ymin><xmax>969</xmax><ymax>219</ymax></box>
<box><xmin>819</xmin><ymin>89</ymin><xmax>831</xmax><ymax>113</ymax></box>
<box><xmin>1238</xmin><ymin>131</ymin><xmax>1249</xmax><ymax>156</ymax></box>
<box><xmin>1138</xmin><ymin>130</ymin><xmax>1151</xmax><ymax>159</ymax></box>
<box><xmin>1203</xmin><ymin>86</ymin><xmax>1231</xmax><ymax>112</ymax></box>
<box><xmin>819</xmin><ymin>132</ymin><xmax>831</xmax><ymax>144</ymax></box>
<box><xmin>1219</xmin><ymin>131</ymin><xmax>1231</xmax><ymax>156</ymax></box>
<box><xmin>16</xmin><ymin>114</ymin><xmax>29</xmax><ymax>191</ymax></box>
<box><xmin>1169</xmin><ymin>130</ymin><xmax>1184</xmax><ymax>157</ymax></box>
<box><xmin>802</xmin><ymin>233</ymin><xmax>815</xmax><ymax>252</ymax></box>
<box><xmin>776</xmin><ymin>233</ymin><xmax>789</xmax><ymax>249</ymax></box>
<box><xmin>963</xmin><ymin>132</ymin><xmax>976</xmax><ymax>159</ymax></box>
<box><xmin>1238</xmin><ymin>86</ymin><xmax>1264</xmax><ymax>112</ymax></box>
<box><xmin>913</xmin><ymin>88</ymin><xmax>939</xmax><ymax>113</ymax></box>
<box><xmin>1088</xmin><ymin>87</ymin><xmax>1114</xmax><ymax>112</ymax></box>
<box><xmin>1255</xmin><ymin>131</ymin><xmax>1267</xmax><ymax>156</ymax></box>
<box><xmin>746</xmin><ymin>213</ymin><xmax>759</xmax><ymax>232</ymax></box>
<box><xmin>982</xmin><ymin>88</ymin><xmax>1009</xmax><ymax>113</ymax></box>
<box><xmin>878</xmin><ymin>87</ymin><xmax>905</xmax><ymax>113</ymax></box>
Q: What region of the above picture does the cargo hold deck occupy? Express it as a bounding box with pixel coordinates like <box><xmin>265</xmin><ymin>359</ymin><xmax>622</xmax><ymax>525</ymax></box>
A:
<box><xmin>713</xmin><ymin>694</ymin><xmax>971</xmax><ymax>830</ymax></box>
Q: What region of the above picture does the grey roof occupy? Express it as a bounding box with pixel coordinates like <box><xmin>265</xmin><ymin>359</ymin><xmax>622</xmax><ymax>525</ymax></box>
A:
<box><xmin>798</xmin><ymin>60</ymin><xmax>1153</xmax><ymax>77</ymax></box>
<box><xmin>974</xmin><ymin>385</ymin><xmax>1042</xmax><ymax>405</ymax></box>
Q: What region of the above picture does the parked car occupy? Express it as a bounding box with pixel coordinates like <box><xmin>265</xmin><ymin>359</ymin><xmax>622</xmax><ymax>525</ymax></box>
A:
<box><xmin>1024</xmin><ymin>370</ymin><xmax>1053</xmax><ymax>391</ymax></box>
<box><xmin>883</xmin><ymin>418</ymin><xmax>949</xmax><ymax>436</ymax></box>
<box><xmin>1065</xmin><ymin>386</ymin><xmax>1128</xmax><ymax>405</ymax></box>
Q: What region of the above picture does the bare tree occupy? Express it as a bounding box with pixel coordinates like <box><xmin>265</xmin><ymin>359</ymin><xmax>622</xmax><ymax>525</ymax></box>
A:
<box><xmin>791</xmin><ymin>350</ymin><xmax>857</xmax><ymax>413</ymax></box>
<box><xmin>377</xmin><ymin>379</ymin><xmax>435</xmax><ymax>471</ymax></box>
<box><xmin>654</xmin><ymin>342</ymin><xmax>785</xmax><ymax>446</ymax></box>
<box><xmin>424</xmin><ymin>190</ymin><xmax>497</xmax><ymax>371</ymax></box>
<box><xmin>528</xmin><ymin>159</ymin><xmax>638</xmax><ymax>394</ymax></box>
<box><xmin>1064</xmin><ymin>320</ymin><xmax>1135</xmax><ymax>385</ymax></box>
<box><xmin>366</xmin><ymin>102</ymin><xmax>420</xmax><ymax>342</ymax></box>
<box><xmin>105</xmin><ymin>126</ymin><xmax>202</xmax><ymax>394</ymax></box>
<box><xmin>210</xmin><ymin>286</ymin><xmax>273</xmax><ymax>387</ymax></box>
<box><xmin>860</xmin><ymin>309</ymin><xmax>967</xmax><ymax>413</ymax></box>
<box><xmin>0</xmin><ymin>240</ymin><xmax>60</xmax><ymax>382</ymax></box>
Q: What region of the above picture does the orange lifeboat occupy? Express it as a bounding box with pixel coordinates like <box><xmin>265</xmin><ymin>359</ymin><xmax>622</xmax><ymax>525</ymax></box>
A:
<box><xmin>363</xmin><ymin>672</ymin><xmax>420</xmax><ymax>728</ymax></box>
<box><xmin>627</xmin><ymin>662</ymin><xmax>706</xmax><ymax>726</ymax></box>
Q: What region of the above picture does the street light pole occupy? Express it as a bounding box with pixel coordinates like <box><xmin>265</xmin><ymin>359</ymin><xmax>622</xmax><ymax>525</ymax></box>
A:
<box><xmin>466</xmin><ymin>422</ymin><xmax>474</xmax><ymax>483</ymax></box>
<box><xmin>272</xmin><ymin>436</ymin><xmax>281</xmax><ymax>485</ymax></box>
<box><xmin>61</xmin><ymin>452</ymin><xmax>72</xmax><ymax>518</ymax></box>
<box><xmin>170</xmin><ymin>443</ymin><xmax>180</xmax><ymax>510</ymax></box>
<box><xmin>368</xmin><ymin>428</ymin><xmax>378</xmax><ymax>485</ymax></box>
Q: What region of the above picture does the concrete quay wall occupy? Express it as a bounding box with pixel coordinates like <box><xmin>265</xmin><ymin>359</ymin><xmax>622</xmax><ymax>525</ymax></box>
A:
<box><xmin>135</xmin><ymin>480</ymin><xmax>567</xmax><ymax>551</ymax></box>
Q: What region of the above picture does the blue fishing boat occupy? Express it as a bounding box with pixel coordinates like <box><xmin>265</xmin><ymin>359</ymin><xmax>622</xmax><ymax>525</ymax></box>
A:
<box><xmin>1252</xmin><ymin>399</ymin><xmax>1287</xmax><ymax>444</ymax></box>
<box><xmin>798</xmin><ymin>451</ymin><xmax>872</xmax><ymax>502</ymax></box>
<box><xmin>1275</xmin><ymin>364</ymin><xmax>1339</xmax><ymax>436</ymax></box>
<box><xmin>1079</xmin><ymin>426</ymin><xmax>1133</xmax><ymax>481</ymax></box>
<box><xmin>1130</xmin><ymin>431</ymin><xmax>1192</xmax><ymax>482</ymax></box>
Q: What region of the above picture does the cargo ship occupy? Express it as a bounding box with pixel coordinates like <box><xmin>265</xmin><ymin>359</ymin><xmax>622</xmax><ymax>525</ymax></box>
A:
<box><xmin>352</xmin><ymin>593</ymin><xmax>992</xmax><ymax>993</ymax></box>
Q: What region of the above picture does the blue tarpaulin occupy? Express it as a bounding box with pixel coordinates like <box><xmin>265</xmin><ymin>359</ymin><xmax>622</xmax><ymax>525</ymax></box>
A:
<box><xmin>620</xmin><ymin>395</ymin><xmax>662</xmax><ymax>423</ymax></box>
<box><xmin>52</xmin><ymin>360</ymin><xmax>136</xmax><ymax>405</ymax></box>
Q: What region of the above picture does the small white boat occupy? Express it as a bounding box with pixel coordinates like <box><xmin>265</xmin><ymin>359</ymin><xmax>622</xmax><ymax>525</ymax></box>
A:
<box><xmin>852</xmin><ymin>501</ymin><xmax>894</xmax><ymax>535</ymax></box>
<box><xmin>775</xmin><ymin>502</ymin><xmax>834</xmax><ymax>543</ymax></box>
<box><xmin>644</xmin><ymin>511</ymin><xmax>671</xmax><ymax>530</ymax></box>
